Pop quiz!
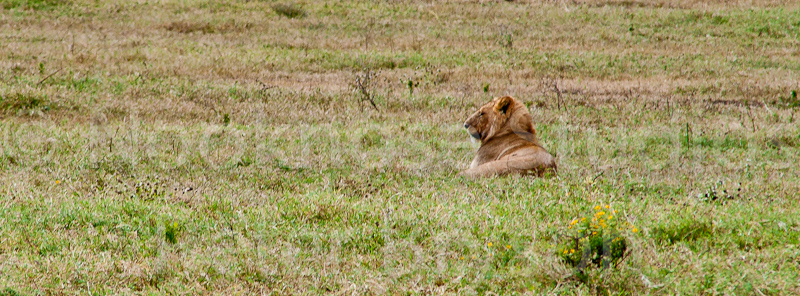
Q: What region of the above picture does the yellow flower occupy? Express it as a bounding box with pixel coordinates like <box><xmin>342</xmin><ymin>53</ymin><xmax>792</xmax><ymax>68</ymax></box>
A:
<box><xmin>594</xmin><ymin>205</ymin><xmax>601</xmax><ymax>211</ymax></box>
<box><xmin>613</xmin><ymin>210</ymin><xmax>618</xmax><ymax>214</ymax></box>
<box><xmin>605</xmin><ymin>205</ymin><xmax>610</xmax><ymax>209</ymax></box>
<box><xmin>56</xmin><ymin>180</ymin><xmax>60</xmax><ymax>184</ymax></box>
<box><xmin>632</xmin><ymin>227</ymin><xmax>638</xmax><ymax>233</ymax></box>
<box><xmin>608</xmin><ymin>215</ymin><xmax>613</xmax><ymax>220</ymax></box>
<box><xmin>596</xmin><ymin>211</ymin><xmax>605</xmax><ymax>217</ymax></box>
<box><xmin>581</xmin><ymin>217</ymin><xmax>586</xmax><ymax>222</ymax></box>
<box><xmin>487</xmin><ymin>242</ymin><xmax>493</xmax><ymax>247</ymax></box>
<box><xmin>506</xmin><ymin>244</ymin><xmax>511</xmax><ymax>249</ymax></box>
<box><xmin>570</xmin><ymin>219</ymin><xmax>578</xmax><ymax>225</ymax></box>
<box><xmin>570</xmin><ymin>249</ymin><xmax>575</xmax><ymax>253</ymax></box>
<box><xmin>460</xmin><ymin>256</ymin><xmax>464</xmax><ymax>260</ymax></box>
<box><xmin>563</xmin><ymin>250</ymin><xmax>568</xmax><ymax>254</ymax></box>
<box><xmin>568</xmin><ymin>225</ymin><xmax>572</xmax><ymax>229</ymax></box>
<box><xmin>592</xmin><ymin>231</ymin><xmax>597</xmax><ymax>236</ymax></box>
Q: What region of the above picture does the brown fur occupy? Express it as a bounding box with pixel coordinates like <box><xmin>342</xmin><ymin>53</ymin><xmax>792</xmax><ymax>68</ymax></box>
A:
<box><xmin>460</xmin><ymin>96</ymin><xmax>557</xmax><ymax>178</ymax></box>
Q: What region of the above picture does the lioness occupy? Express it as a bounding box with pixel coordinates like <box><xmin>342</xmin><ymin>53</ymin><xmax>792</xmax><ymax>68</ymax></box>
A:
<box><xmin>460</xmin><ymin>96</ymin><xmax>557</xmax><ymax>178</ymax></box>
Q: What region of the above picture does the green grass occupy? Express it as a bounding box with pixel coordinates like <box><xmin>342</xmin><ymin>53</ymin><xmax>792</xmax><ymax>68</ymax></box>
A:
<box><xmin>1</xmin><ymin>0</ymin><xmax>799</xmax><ymax>294</ymax></box>
<box><xmin>1</xmin><ymin>0</ymin><xmax>69</xmax><ymax>10</ymax></box>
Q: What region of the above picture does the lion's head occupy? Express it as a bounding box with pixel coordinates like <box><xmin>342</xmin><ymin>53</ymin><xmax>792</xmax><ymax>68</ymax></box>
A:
<box><xmin>463</xmin><ymin>96</ymin><xmax>537</xmax><ymax>143</ymax></box>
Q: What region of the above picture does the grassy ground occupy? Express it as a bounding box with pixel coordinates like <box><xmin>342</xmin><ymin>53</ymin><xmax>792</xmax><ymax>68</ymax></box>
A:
<box><xmin>1</xmin><ymin>0</ymin><xmax>799</xmax><ymax>294</ymax></box>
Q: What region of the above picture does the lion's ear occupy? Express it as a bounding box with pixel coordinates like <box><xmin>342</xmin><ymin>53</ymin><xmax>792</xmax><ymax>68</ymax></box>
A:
<box><xmin>495</xmin><ymin>96</ymin><xmax>513</xmax><ymax>114</ymax></box>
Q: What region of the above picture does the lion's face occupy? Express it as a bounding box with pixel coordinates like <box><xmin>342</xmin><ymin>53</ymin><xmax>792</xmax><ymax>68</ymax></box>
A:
<box><xmin>463</xmin><ymin>96</ymin><xmax>514</xmax><ymax>142</ymax></box>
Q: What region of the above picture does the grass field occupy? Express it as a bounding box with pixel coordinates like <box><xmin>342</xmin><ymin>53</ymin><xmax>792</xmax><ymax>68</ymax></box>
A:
<box><xmin>1</xmin><ymin>0</ymin><xmax>800</xmax><ymax>294</ymax></box>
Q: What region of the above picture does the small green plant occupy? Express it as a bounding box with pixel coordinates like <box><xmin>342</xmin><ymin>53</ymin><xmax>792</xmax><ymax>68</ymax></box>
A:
<box><xmin>165</xmin><ymin>221</ymin><xmax>180</xmax><ymax>244</ymax></box>
<box><xmin>498</xmin><ymin>25</ymin><xmax>514</xmax><ymax>49</ymax></box>
<box><xmin>0</xmin><ymin>287</ymin><xmax>21</xmax><ymax>296</ymax></box>
<box><xmin>488</xmin><ymin>241</ymin><xmax>519</xmax><ymax>269</ymax></box>
<box><xmin>558</xmin><ymin>204</ymin><xmax>634</xmax><ymax>282</ymax></box>
<box><xmin>271</xmin><ymin>3</ymin><xmax>306</xmax><ymax>19</ymax></box>
<box><xmin>778</xmin><ymin>90</ymin><xmax>799</xmax><ymax>108</ymax></box>
<box><xmin>482</xmin><ymin>83</ymin><xmax>490</xmax><ymax>93</ymax></box>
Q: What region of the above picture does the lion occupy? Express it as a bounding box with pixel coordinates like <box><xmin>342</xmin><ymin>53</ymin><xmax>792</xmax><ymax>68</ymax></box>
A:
<box><xmin>459</xmin><ymin>96</ymin><xmax>557</xmax><ymax>178</ymax></box>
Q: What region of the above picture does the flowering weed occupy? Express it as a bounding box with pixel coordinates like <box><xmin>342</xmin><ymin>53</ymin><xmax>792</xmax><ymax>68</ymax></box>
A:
<box><xmin>558</xmin><ymin>204</ymin><xmax>636</xmax><ymax>280</ymax></box>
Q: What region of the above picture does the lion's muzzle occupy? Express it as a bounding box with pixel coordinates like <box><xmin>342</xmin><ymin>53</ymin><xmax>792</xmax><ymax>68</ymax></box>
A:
<box><xmin>464</xmin><ymin>123</ymin><xmax>481</xmax><ymax>140</ymax></box>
